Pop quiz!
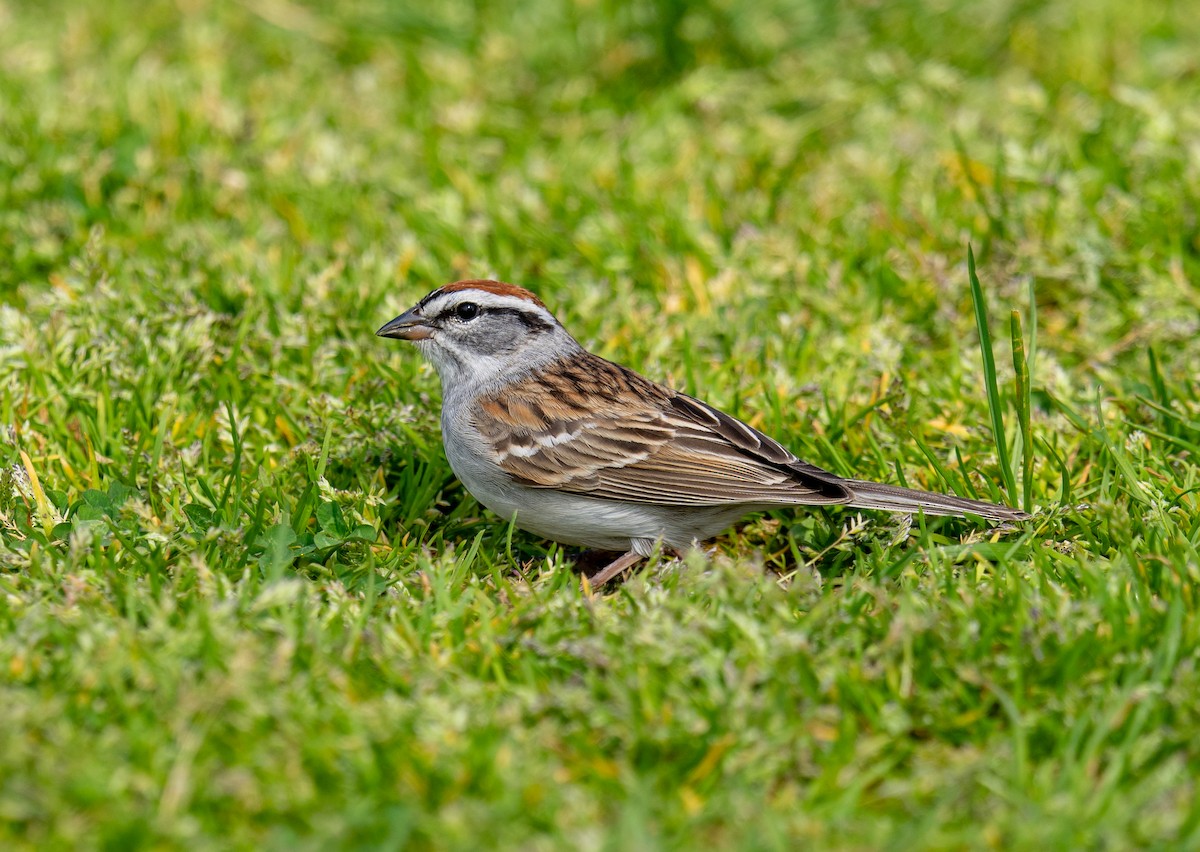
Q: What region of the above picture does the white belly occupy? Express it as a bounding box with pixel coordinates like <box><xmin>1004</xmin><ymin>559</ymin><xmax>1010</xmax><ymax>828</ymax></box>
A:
<box><xmin>441</xmin><ymin>415</ymin><xmax>752</xmax><ymax>553</ymax></box>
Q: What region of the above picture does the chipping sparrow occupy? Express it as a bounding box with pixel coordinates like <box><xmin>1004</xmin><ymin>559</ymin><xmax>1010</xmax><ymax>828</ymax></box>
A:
<box><xmin>378</xmin><ymin>280</ymin><xmax>1029</xmax><ymax>585</ymax></box>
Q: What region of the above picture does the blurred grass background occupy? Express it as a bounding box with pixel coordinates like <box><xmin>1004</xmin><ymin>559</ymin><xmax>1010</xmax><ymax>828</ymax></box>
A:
<box><xmin>1</xmin><ymin>0</ymin><xmax>1199</xmax><ymax>848</ymax></box>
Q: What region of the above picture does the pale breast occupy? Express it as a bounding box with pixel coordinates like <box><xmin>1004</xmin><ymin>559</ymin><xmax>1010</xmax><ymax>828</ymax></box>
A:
<box><xmin>441</xmin><ymin>403</ymin><xmax>753</xmax><ymax>551</ymax></box>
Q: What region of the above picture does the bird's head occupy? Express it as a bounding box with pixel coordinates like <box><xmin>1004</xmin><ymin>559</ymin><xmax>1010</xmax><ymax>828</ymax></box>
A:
<box><xmin>377</xmin><ymin>279</ymin><xmax>580</xmax><ymax>392</ymax></box>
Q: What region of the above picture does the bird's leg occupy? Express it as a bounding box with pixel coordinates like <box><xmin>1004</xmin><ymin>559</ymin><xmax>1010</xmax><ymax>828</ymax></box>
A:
<box><xmin>586</xmin><ymin>550</ymin><xmax>645</xmax><ymax>587</ymax></box>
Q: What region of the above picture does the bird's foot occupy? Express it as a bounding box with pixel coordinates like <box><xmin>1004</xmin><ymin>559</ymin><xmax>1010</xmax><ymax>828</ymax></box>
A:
<box><xmin>583</xmin><ymin>550</ymin><xmax>645</xmax><ymax>588</ymax></box>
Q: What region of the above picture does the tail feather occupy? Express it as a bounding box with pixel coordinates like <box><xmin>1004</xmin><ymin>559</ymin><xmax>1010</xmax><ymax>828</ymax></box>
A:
<box><xmin>843</xmin><ymin>479</ymin><xmax>1029</xmax><ymax>522</ymax></box>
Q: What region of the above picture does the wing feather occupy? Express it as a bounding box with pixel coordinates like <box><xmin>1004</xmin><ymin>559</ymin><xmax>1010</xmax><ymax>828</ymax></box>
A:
<box><xmin>473</xmin><ymin>352</ymin><xmax>852</xmax><ymax>507</ymax></box>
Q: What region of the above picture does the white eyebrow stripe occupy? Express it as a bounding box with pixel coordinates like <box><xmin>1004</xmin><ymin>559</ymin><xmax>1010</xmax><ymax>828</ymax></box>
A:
<box><xmin>422</xmin><ymin>290</ymin><xmax>558</xmax><ymax>325</ymax></box>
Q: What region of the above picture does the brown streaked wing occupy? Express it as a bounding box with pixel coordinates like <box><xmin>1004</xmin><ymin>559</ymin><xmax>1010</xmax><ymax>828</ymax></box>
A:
<box><xmin>472</xmin><ymin>352</ymin><xmax>853</xmax><ymax>507</ymax></box>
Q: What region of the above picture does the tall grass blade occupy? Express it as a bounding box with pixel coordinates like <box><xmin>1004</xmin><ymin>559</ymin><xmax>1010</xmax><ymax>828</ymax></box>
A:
<box><xmin>1011</xmin><ymin>309</ymin><xmax>1033</xmax><ymax>513</ymax></box>
<box><xmin>967</xmin><ymin>245</ymin><xmax>1017</xmax><ymax>501</ymax></box>
<box><xmin>1026</xmin><ymin>276</ymin><xmax>1038</xmax><ymax>385</ymax></box>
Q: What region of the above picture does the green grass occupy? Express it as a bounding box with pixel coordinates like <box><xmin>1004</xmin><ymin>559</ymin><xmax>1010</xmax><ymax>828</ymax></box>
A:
<box><xmin>2</xmin><ymin>0</ymin><xmax>1200</xmax><ymax>847</ymax></box>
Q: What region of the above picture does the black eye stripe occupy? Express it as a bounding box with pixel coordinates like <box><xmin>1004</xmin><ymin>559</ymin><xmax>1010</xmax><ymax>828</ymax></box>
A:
<box><xmin>430</xmin><ymin>304</ymin><xmax>552</xmax><ymax>333</ymax></box>
<box><xmin>488</xmin><ymin>307</ymin><xmax>553</xmax><ymax>333</ymax></box>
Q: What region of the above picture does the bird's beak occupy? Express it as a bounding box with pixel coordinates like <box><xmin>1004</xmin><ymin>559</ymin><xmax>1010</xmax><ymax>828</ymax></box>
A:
<box><xmin>376</xmin><ymin>307</ymin><xmax>433</xmax><ymax>341</ymax></box>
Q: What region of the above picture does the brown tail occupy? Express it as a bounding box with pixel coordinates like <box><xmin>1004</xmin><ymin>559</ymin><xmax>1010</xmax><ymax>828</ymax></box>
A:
<box><xmin>843</xmin><ymin>479</ymin><xmax>1030</xmax><ymax>522</ymax></box>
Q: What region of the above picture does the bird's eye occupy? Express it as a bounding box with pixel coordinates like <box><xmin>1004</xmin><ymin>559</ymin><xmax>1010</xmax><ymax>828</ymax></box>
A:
<box><xmin>455</xmin><ymin>302</ymin><xmax>480</xmax><ymax>321</ymax></box>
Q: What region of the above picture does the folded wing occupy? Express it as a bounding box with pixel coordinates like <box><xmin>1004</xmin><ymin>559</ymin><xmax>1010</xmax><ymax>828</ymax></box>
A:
<box><xmin>472</xmin><ymin>353</ymin><xmax>852</xmax><ymax>507</ymax></box>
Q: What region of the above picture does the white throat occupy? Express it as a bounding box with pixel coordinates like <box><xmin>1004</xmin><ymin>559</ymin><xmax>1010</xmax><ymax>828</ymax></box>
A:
<box><xmin>419</xmin><ymin>326</ymin><xmax>583</xmax><ymax>408</ymax></box>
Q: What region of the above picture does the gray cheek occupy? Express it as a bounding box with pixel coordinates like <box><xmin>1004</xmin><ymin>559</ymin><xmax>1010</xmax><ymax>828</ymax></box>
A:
<box><xmin>463</xmin><ymin>318</ymin><xmax>525</xmax><ymax>357</ymax></box>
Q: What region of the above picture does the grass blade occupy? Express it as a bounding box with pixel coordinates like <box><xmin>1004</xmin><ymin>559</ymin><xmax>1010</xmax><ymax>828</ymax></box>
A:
<box><xmin>967</xmin><ymin>245</ymin><xmax>1017</xmax><ymax>501</ymax></box>
<box><xmin>1011</xmin><ymin>308</ymin><xmax>1033</xmax><ymax>513</ymax></box>
<box><xmin>1026</xmin><ymin>276</ymin><xmax>1038</xmax><ymax>386</ymax></box>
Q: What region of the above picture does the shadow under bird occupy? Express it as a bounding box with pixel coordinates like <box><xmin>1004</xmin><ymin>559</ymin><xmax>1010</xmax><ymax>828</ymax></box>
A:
<box><xmin>378</xmin><ymin>280</ymin><xmax>1029</xmax><ymax>585</ymax></box>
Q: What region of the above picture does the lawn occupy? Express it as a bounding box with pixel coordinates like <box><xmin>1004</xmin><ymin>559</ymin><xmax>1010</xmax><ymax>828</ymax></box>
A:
<box><xmin>2</xmin><ymin>0</ymin><xmax>1199</xmax><ymax>848</ymax></box>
